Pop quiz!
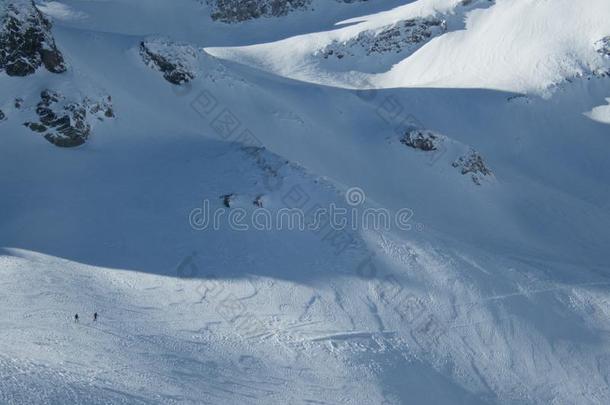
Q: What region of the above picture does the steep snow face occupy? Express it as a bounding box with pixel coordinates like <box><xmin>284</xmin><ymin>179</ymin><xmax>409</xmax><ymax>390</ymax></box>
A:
<box><xmin>375</xmin><ymin>0</ymin><xmax>610</xmax><ymax>93</ymax></box>
<box><xmin>0</xmin><ymin>0</ymin><xmax>65</xmax><ymax>76</ymax></box>
<box><xmin>315</xmin><ymin>0</ymin><xmax>493</xmax><ymax>74</ymax></box>
<box><xmin>1</xmin><ymin>0</ymin><xmax>610</xmax><ymax>404</ymax></box>
<box><xmin>207</xmin><ymin>0</ymin><xmax>610</xmax><ymax>94</ymax></box>
<box><xmin>206</xmin><ymin>0</ymin><xmax>488</xmax><ymax>82</ymax></box>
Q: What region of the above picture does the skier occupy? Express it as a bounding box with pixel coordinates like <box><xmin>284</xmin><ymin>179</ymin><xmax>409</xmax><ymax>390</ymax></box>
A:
<box><xmin>74</xmin><ymin>313</ymin><xmax>79</xmax><ymax>323</ymax></box>
<box><xmin>93</xmin><ymin>312</ymin><xmax>98</xmax><ymax>322</ymax></box>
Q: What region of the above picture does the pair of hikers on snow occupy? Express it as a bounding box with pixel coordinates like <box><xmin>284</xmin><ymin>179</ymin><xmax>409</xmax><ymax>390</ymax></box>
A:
<box><xmin>74</xmin><ymin>312</ymin><xmax>97</xmax><ymax>323</ymax></box>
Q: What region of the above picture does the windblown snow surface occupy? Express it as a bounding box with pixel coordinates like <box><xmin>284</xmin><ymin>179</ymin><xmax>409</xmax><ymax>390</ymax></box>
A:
<box><xmin>1</xmin><ymin>0</ymin><xmax>610</xmax><ymax>404</ymax></box>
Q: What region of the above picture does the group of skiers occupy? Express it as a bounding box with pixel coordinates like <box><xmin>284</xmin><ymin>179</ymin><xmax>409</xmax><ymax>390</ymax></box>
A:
<box><xmin>74</xmin><ymin>312</ymin><xmax>98</xmax><ymax>323</ymax></box>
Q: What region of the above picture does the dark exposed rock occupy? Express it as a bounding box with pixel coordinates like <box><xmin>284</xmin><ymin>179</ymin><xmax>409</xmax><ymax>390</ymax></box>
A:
<box><xmin>26</xmin><ymin>122</ymin><xmax>46</xmax><ymax>132</ymax></box>
<box><xmin>221</xmin><ymin>193</ymin><xmax>235</xmax><ymax>208</ymax></box>
<box><xmin>452</xmin><ymin>149</ymin><xmax>492</xmax><ymax>185</ymax></box>
<box><xmin>14</xmin><ymin>97</ymin><xmax>23</xmax><ymax>108</ymax></box>
<box><xmin>322</xmin><ymin>17</ymin><xmax>446</xmax><ymax>59</ymax></box>
<box><xmin>205</xmin><ymin>0</ymin><xmax>372</xmax><ymax>22</ymax></box>
<box><xmin>594</xmin><ymin>36</ymin><xmax>610</xmax><ymax>76</ymax></box>
<box><xmin>400</xmin><ymin>129</ymin><xmax>441</xmax><ymax>151</ymax></box>
<box><xmin>596</xmin><ymin>36</ymin><xmax>610</xmax><ymax>57</ymax></box>
<box><xmin>0</xmin><ymin>0</ymin><xmax>66</xmax><ymax>76</ymax></box>
<box><xmin>88</xmin><ymin>95</ymin><xmax>115</xmax><ymax>119</ymax></box>
<box><xmin>32</xmin><ymin>90</ymin><xmax>89</xmax><ymax>147</ymax></box>
<box><xmin>140</xmin><ymin>39</ymin><xmax>196</xmax><ymax>85</ymax></box>
<box><xmin>319</xmin><ymin>1</ymin><xmax>493</xmax><ymax>61</ymax></box>
<box><xmin>0</xmin><ymin>109</ymin><xmax>5</xmax><ymax>121</ymax></box>
<box><xmin>24</xmin><ymin>90</ymin><xmax>114</xmax><ymax>147</ymax></box>
<box><xmin>253</xmin><ymin>195</ymin><xmax>264</xmax><ymax>208</ymax></box>
<box><xmin>369</xmin><ymin>18</ymin><xmax>446</xmax><ymax>54</ymax></box>
<box><xmin>206</xmin><ymin>0</ymin><xmax>312</xmax><ymax>23</ymax></box>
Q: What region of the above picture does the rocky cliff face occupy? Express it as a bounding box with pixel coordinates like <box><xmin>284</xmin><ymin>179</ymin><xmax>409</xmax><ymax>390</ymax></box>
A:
<box><xmin>592</xmin><ymin>36</ymin><xmax>610</xmax><ymax>76</ymax></box>
<box><xmin>140</xmin><ymin>38</ymin><xmax>197</xmax><ymax>85</ymax></box>
<box><xmin>598</xmin><ymin>37</ymin><xmax>610</xmax><ymax>57</ymax></box>
<box><xmin>452</xmin><ymin>150</ymin><xmax>492</xmax><ymax>185</ymax></box>
<box><xmin>206</xmin><ymin>0</ymin><xmax>312</xmax><ymax>22</ymax></box>
<box><xmin>322</xmin><ymin>17</ymin><xmax>447</xmax><ymax>60</ymax></box>
<box><xmin>318</xmin><ymin>0</ymin><xmax>492</xmax><ymax>64</ymax></box>
<box><xmin>24</xmin><ymin>90</ymin><xmax>114</xmax><ymax>147</ymax></box>
<box><xmin>400</xmin><ymin>128</ymin><xmax>493</xmax><ymax>186</ymax></box>
<box><xmin>0</xmin><ymin>0</ymin><xmax>66</xmax><ymax>76</ymax></box>
<box><xmin>205</xmin><ymin>0</ymin><xmax>372</xmax><ymax>23</ymax></box>
<box><xmin>401</xmin><ymin>129</ymin><xmax>442</xmax><ymax>152</ymax></box>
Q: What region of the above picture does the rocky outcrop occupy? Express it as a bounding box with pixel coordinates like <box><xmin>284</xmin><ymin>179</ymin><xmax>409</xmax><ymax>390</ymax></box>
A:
<box><xmin>0</xmin><ymin>109</ymin><xmax>5</xmax><ymax>121</ymax></box>
<box><xmin>452</xmin><ymin>150</ymin><xmax>492</xmax><ymax>185</ymax></box>
<box><xmin>0</xmin><ymin>0</ymin><xmax>66</xmax><ymax>76</ymax></box>
<box><xmin>140</xmin><ymin>39</ymin><xmax>196</xmax><ymax>85</ymax></box>
<box><xmin>205</xmin><ymin>0</ymin><xmax>372</xmax><ymax>22</ymax></box>
<box><xmin>400</xmin><ymin>129</ymin><xmax>492</xmax><ymax>185</ymax></box>
<box><xmin>594</xmin><ymin>36</ymin><xmax>610</xmax><ymax>76</ymax></box>
<box><xmin>322</xmin><ymin>17</ymin><xmax>446</xmax><ymax>60</ymax></box>
<box><xmin>401</xmin><ymin>129</ymin><xmax>442</xmax><ymax>151</ymax></box>
<box><xmin>24</xmin><ymin>90</ymin><xmax>114</xmax><ymax>147</ymax></box>
<box><xmin>206</xmin><ymin>0</ymin><xmax>312</xmax><ymax>22</ymax></box>
<box><xmin>596</xmin><ymin>36</ymin><xmax>610</xmax><ymax>57</ymax></box>
<box><xmin>221</xmin><ymin>193</ymin><xmax>235</xmax><ymax>208</ymax></box>
<box><xmin>319</xmin><ymin>1</ymin><xmax>493</xmax><ymax>61</ymax></box>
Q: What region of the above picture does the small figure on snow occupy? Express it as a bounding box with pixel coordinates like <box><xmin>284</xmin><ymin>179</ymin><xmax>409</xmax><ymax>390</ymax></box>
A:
<box><xmin>93</xmin><ymin>312</ymin><xmax>98</xmax><ymax>322</ymax></box>
<box><xmin>74</xmin><ymin>313</ymin><xmax>79</xmax><ymax>323</ymax></box>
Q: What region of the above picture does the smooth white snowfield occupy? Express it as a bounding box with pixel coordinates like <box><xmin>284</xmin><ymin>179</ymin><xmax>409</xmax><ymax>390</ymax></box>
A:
<box><xmin>207</xmin><ymin>0</ymin><xmax>610</xmax><ymax>94</ymax></box>
<box><xmin>588</xmin><ymin>97</ymin><xmax>610</xmax><ymax>124</ymax></box>
<box><xmin>1</xmin><ymin>0</ymin><xmax>610</xmax><ymax>404</ymax></box>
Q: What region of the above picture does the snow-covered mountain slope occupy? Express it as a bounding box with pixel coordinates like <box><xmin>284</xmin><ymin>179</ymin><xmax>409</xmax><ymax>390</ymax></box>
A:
<box><xmin>207</xmin><ymin>0</ymin><xmax>610</xmax><ymax>94</ymax></box>
<box><xmin>1</xmin><ymin>0</ymin><xmax>610</xmax><ymax>404</ymax></box>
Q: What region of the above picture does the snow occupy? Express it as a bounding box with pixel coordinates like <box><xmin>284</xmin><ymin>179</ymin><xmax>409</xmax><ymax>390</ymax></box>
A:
<box><xmin>35</xmin><ymin>1</ymin><xmax>86</xmax><ymax>21</ymax></box>
<box><xmin>375</xmin><ymin>0</ymin><xmax>610</xmax><ymax>93</ymax></box>
<box><xmin>587</xmin><ymin>97</ymin><xmax>610</xmax><ymax>124</ymax></box>
<box><xmin>207</xmin><ymin>0</ymin><xmax>610</xmax><ymax>94</ymax></box>
<box><xmin>1</xmin><ymin>0</ymin><xmax>610</xmax><ymax>403</ymax></box>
